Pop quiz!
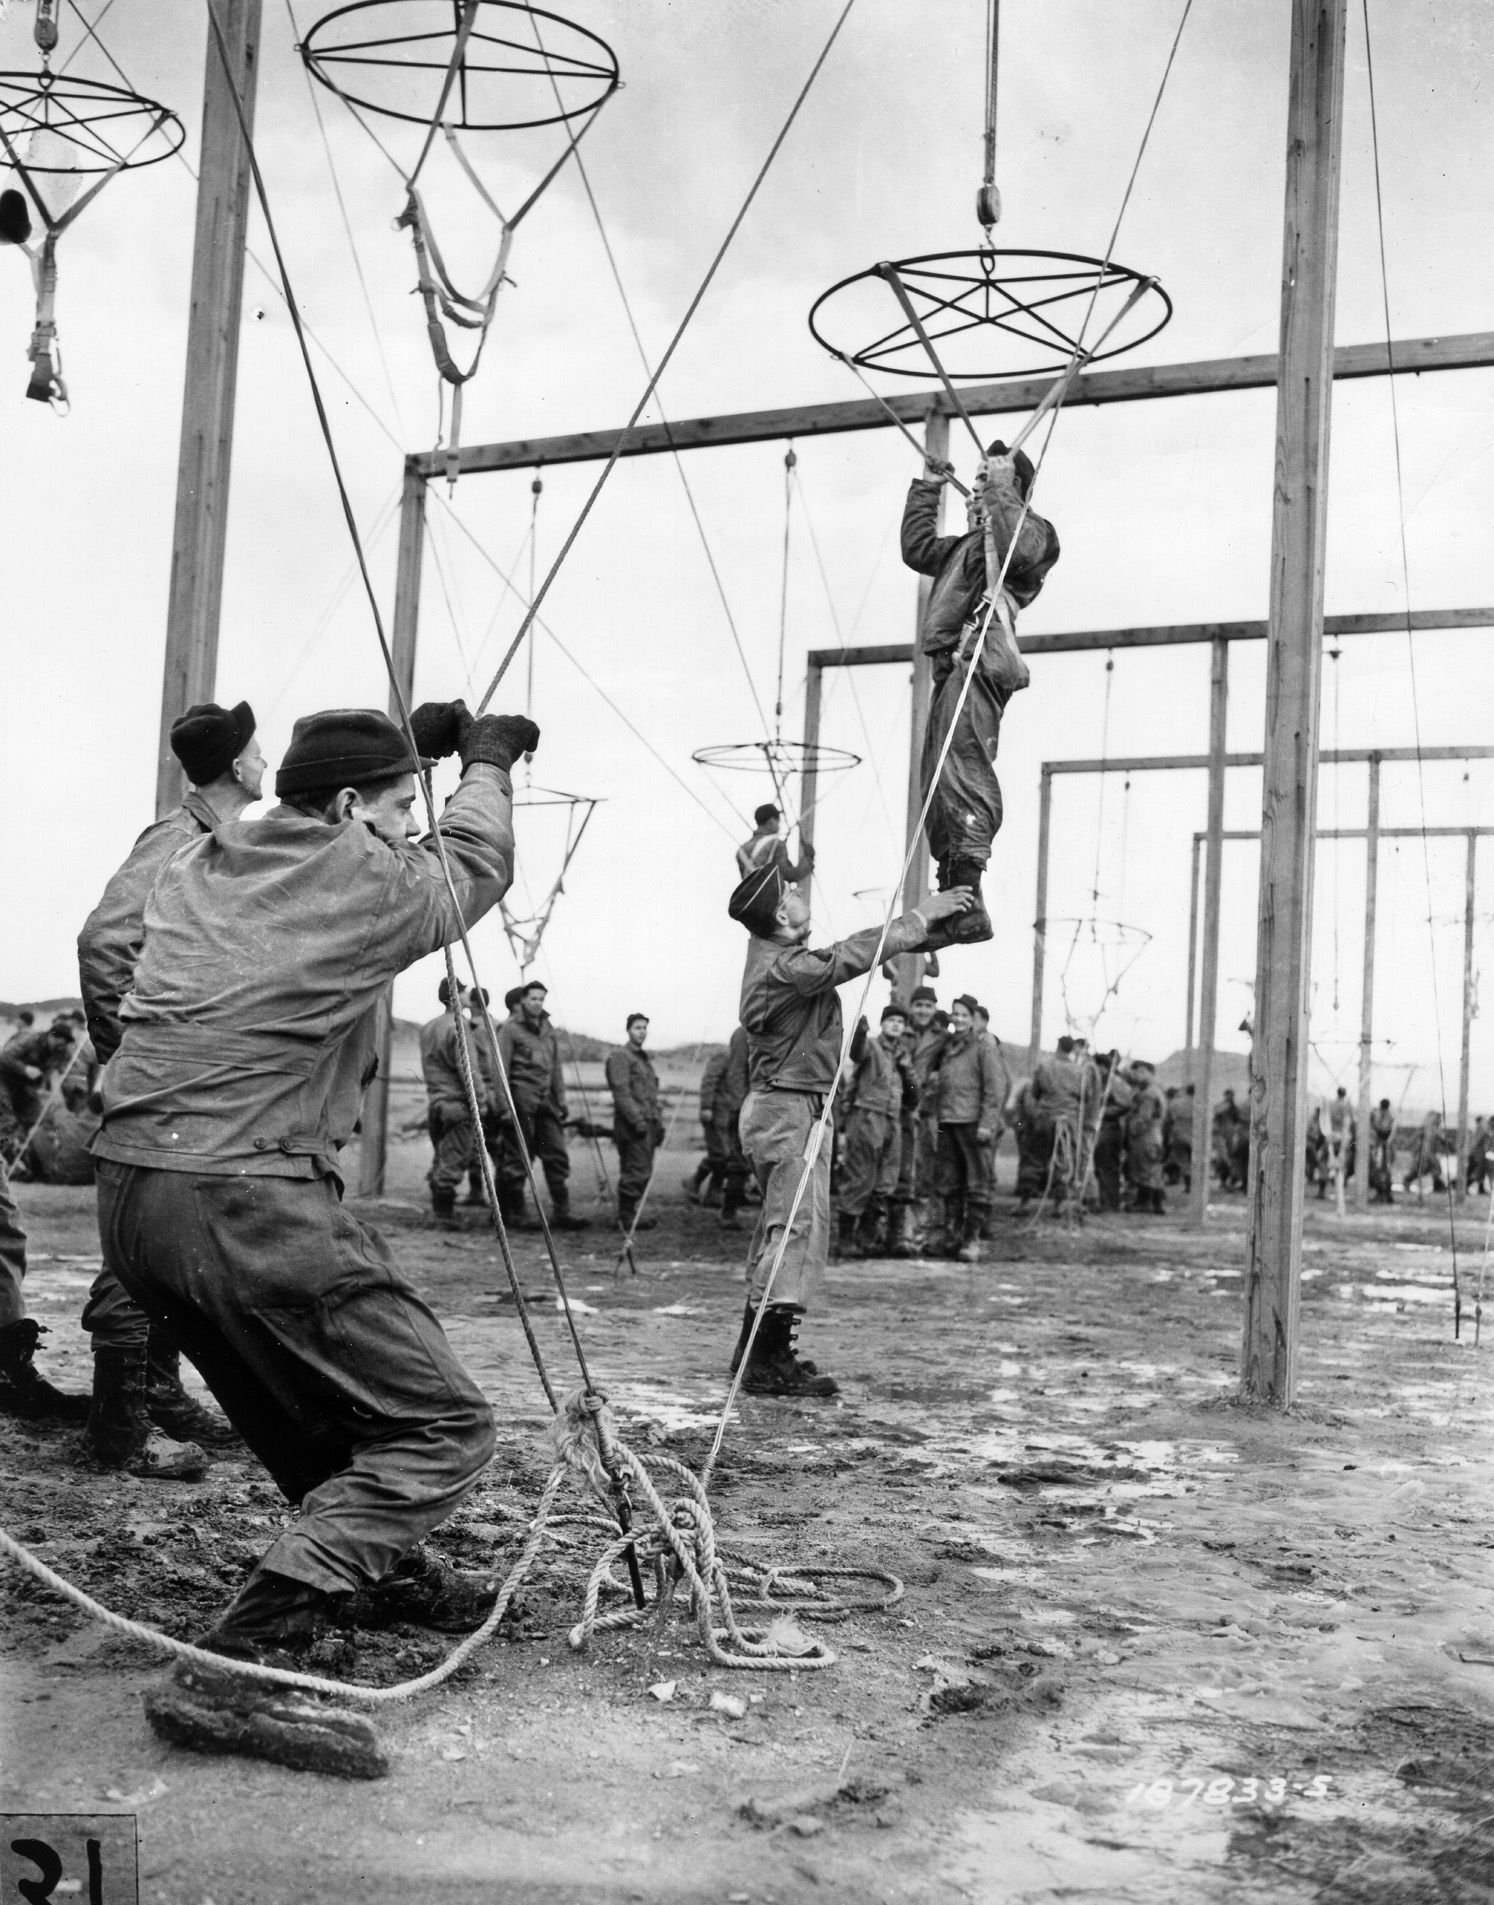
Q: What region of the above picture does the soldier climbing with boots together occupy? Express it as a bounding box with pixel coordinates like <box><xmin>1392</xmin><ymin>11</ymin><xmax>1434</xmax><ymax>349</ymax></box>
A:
<box><xmin>725</xmin><ymin>859</ymin><xmax>975</xmax><ymax>1397</ymax></box>
<box><xmin>901</xmin><ymin>442</ymin><xmax>1059</xmax><ymax>948</ymax></box>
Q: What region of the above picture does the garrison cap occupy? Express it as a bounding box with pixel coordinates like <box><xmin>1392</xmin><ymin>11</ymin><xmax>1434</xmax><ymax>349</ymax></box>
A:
<box><xmin>171</xmin><ymin>700</ymin><xmax>255</xmax><ymax>787</ymax></box>
<box><xmin>909</xmin><ymin>985</ymin><xmax>937</xmax><ymax>1005</ymax></box>
<box><xmin>728</xmin><ymin>863</ymin><xmax>785</xmax><ymax>937</ymax></box>
<box><xmin>276</xmin><ymin>708</ymin><xmax>429</xmax><ymax>796</ymax></box>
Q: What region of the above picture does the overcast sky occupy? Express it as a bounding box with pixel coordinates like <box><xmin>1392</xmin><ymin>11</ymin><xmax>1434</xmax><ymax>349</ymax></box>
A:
<box><xmin>1</xmin><ymin>0</ymin><xmax>1491</xmax><ymax>1113</ymax></box>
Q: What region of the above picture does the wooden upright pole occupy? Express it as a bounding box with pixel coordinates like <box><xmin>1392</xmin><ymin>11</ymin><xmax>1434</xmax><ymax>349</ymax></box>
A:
<box><xmin>1190</xmin><ymin>637</ymin><xmax>1230</xmax><ymax>1227</ymax></box>
<box><xmin>1457</xmin><ymin>829</ymin><xmax>1477</xmax><ymax>1203</ymax></box>
<box><xmin>1242</xmin><ymin>0</ymin><xmax>1347</xmax><ymax>1405</ymax></box>
<box><xmin>358</xmin><ymin>464</ymin><xmax>428</xmax><ymax>1199</ymax></box>
<box><xmin>1029</xmin><ymin>766</ymin><xmax>1053</xmax><ymax>1064</ymax></box>
<box><xmin>893</xmin><ymin>409</ymin><xmax>945</xmax><ymax>1002</ymax></box>
<box><xmin>799</xmin><ymin>660</ymin><xmax>822</xmax><ymax>899</ymax></box>
<box><xmin>1354</xmin><ymin>754</ymin><xmax>1380</xmax><ymax>1212</ymax></box>
<box><xmin>1185</xmin><ymin>832</ymin><xmax>1202</xmax><ymax>1064</ymax></box>
<box><xmin>155</xmin><ymin>0</ymin><xmax>264</xmax><ymax>818</ymax></box>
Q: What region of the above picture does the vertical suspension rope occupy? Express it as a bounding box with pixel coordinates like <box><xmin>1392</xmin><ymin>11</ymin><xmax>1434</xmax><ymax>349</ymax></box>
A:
<box><xmin>775</xmin><ymin>444</ymin><xmax>796</xmax><ymax>739</ymax></box>
<box><xmin>977</xmin><ymin>0</ymin><xmax>1000</xmax><ymax>231</ymax></box>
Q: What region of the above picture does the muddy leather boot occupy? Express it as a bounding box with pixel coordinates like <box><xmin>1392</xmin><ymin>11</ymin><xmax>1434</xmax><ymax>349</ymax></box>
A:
<box><xmin>350</xmin><ymin>1544</ymin><xmax>500</xmax><ymax>1633</ymax></box>
<box><xmin>145</xmin><ymin>1335</ymin><xmax>243</xmax><ymax>1451</ymax></box>
<box><xmin>885</xmin><ymin>1201</ymin><xmax>915</xmax><ymax>1259</ymax></box>
<box><xmin>939</xmin><ymin>1194</ymin><xmax>967</xmax><ymax>1261</ymax></box>
<box><xmin>728</xmin><ymin>1301</ymin><xmax>757</xmax><ymax>1375</ymax></box>
<box><xmin>549</xmin><ymin>1190</ymin><xmax>590</xmax><ymax>1232</ymax></box>
<box><xmin>144</xmin><ymin>1567</ymin><xmax>386</xmax><ymax>1780</ymax></box>
<box><xmin>741</xmin><ymin>1304</ymin><xmax>839</xmax><ymax>1399</ymax></box>
<box><xmin>0</xmin><ymin>1318</ymin><xmax>90</xmax><ymax>1423</ymax></box>
<box><xmin>855</xmin><ymin>1199</ymin><xmax>886</xmax><ymax>1258</ymax></box>
<box><xmin>942</xmin><ymin>859</ymin><xmax>994</xmax><ymax>945</ymax></box>
<box><xmin>86</xmin><ymin>1346</ymin><xmax>208</xmax><ymax>1480</ymax></box>
<box><xmin>463</xmin><ymin>1168</ymin><xmax>486</xmax><ymax>1207</ymax></box>
<box><xmin>831</xmin><ymin>1209</ymin><xmax>858</xmax><ymax>1261</ymax></box>
<box><xmin>430</xmin><ymin>1184</ymin><xmax>458</xmax><ymax>1229</ymax></box>
<box><xmin>957</xmin><ymin>1204</ymin><xmax>986</xmax><ymax>1264</ymax></box>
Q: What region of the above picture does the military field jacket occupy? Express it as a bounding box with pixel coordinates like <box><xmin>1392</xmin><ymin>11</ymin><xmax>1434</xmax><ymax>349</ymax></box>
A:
<box><xmin>740</xmin><ymin>912</ymin><xmax>930</xmax><ymax>1094</ymax></box>
<box><xmin>901</xmin><ymin>476</ymin><xmax>1060</xmax><ymax>656</ymax></box>
<box><xmin>93</xmin><ymin>765</ymin><xmax>513</xmax><ymax>1180</ymax></box>
<box><xmin>606</xmin><ymin>1046</ymin><xmax>661</xmax><ymax>1135</ymax></box>
<box><xmin>925</xmin><ymin>1030</ymin><xmax>1008</xmax><ymax>1131</ymax></box>
<box><xmin>77</xmin><ymin>791</ymin><xmax>219</xmax><ymax>1065</ymax></box>
<box><xmin>496</xmin><ymin>1012</ymin><xmax>565</xmax><ymax>1117</ymax></box>
<box><xmin>843</xmin><ymin>1034</ymin><xmax>913</xmax><ymax>1119</ymax></box>
<box><xmin>715</xmin><ymin>1025</ymin><xmax>750</xmax><ymax>1117</ymax></box>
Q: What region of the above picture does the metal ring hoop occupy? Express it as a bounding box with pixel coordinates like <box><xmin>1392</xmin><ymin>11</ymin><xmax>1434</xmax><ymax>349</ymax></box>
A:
<box><xmin>0</xmin><ymin>72</ymin><xmax>184</xmax><ymax>172</ymax></box>
<box><xmin>510</xmin><ymin>784</ymin><xmax>602</xmax><ymax>810</ymax></box>
<box><xmin>299</xmin><ymin>0</ymin><xmax>619</xmax><ymax>130</ymax></box>
<box><xmin>808</xmin><ymin>248</ymin><xmax>1171</xmax><ymax>383</ymax></box>
<box><xmin>692</xmin><ymin>741</ymin><xmax>860</xmax><ymax>776</ymax></box>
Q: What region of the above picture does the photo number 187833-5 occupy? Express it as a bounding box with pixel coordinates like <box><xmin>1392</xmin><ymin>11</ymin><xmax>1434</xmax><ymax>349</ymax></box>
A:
<box><xmin>1124</xmin><ymin>1775</ymin><xmax>1335</xmax><ymax>1810</ymax></box>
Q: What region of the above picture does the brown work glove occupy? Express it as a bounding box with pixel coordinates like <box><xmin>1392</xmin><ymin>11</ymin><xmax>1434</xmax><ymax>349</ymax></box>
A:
<box><xmin>460</xmin><ymin>715</ymin><xmax>540</xmax><ymax>773</ymax></box>
<box><xmin>408</xmin><ymin>699</ymin><xmax>471</xmax><ymax>759</ymax></box>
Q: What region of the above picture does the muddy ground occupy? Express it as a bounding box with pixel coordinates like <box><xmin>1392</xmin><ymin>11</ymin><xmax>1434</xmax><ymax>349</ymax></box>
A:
<box><xmin>4</xmin><ymin>1123</ymin><xmax>1494</xmax><ymax>1904</ymax></box>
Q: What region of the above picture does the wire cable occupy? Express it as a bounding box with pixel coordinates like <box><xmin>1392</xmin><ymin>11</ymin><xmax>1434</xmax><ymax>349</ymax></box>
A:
<box><xmin>1361</xmin><ymin>0</ymin><xmax>1462</xmax><ymax>1311</ymax></box>
<box><xmin>471</xmin><ymin>0</ymin><xmax>861</xmax><ymax>713</ymax></box>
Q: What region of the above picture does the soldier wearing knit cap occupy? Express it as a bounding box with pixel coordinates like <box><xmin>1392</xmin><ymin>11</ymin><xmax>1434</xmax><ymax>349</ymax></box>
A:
<box><xmin>724</xmin><ymin>862</ymin><xmax>974</xmax><ymax>1396</ymax></box>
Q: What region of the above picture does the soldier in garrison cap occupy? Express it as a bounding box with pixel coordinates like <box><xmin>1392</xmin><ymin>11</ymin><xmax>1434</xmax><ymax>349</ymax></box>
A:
<box><xmin>724</xmin><ymin>860</ymin><xmax>973</xmax><ymax>1397</ymax></box>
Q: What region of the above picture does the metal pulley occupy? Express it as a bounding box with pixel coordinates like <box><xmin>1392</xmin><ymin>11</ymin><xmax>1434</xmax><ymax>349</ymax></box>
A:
<box><xmin>975</xmin><ymin>181</ymin><xmax>1001</xmax><ymax>232</ymax></box>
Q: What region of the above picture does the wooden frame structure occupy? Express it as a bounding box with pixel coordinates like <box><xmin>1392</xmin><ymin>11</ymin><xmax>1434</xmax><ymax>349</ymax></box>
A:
<box><xmin>1182</xmin><ymin>823</ymin><xmax>1490</xmax><ymax>1208</ymax></box>
<box><xmin>156</xmin><ymin>1</ymin><xmax>1494</xmax><ymax>1403</ymax></box>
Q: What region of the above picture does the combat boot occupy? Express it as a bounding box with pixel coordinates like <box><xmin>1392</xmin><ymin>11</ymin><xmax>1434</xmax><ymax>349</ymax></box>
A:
<box><xmin>939</xmin><ymin>1194</ymin><xmax>967</xmax><ymax>1260</ymax></box>
<box><xmin>831</xmin><ymin>1209</ymin><xmax>858</xmax><ymax>1260</ymax></box>
<box><xmin>463</xmin><ymin>1168</ymin><xmax>486</xmax><ymax>1207</ymax></box>
<box><xmin>85</xmin><ymin>1346</ymin><xmax>208</xmax><ymax>1480</ymax></box>
<box><xmin>957</xmin><ymin>1203</ymin><xmax>986</xmax><ymax>1264</ymax></box>
<box><xmin>144</xmin><ymin>1567</ymin><xmax>387</xmax><ymax>1779</ymax></box>
<box><xmin>742</xmin><ymin>1304</ymin><xmax>839</xmax><ymax>1399</ymax></box>
<box><xmin>145</xmin><ymin>1335</ymin><xmax>243</xmax><ymax>1450</ymax></box>
<box><xmin>549</xmin><ymin>1190</ymin><xmax>590</xmax><ymax>1232</ymax></box>
<box><xmin>0</xmin><ymin>1318</ymin><xmax>89</xmax><ymax>1423</ymax></box>
<box><xmin>885</xmin><ymin>1201</ymin><xmax>915</xmax><ymax>1259</ymax></box>
<box><xmin>941</xmin><ymin>860</ymin><xmax>994</xmax><ymax>945</ymax></box>
<box><xmin>728</xmin><ymin>1301</ymin><xmax>757</xmax><ymax>1375</ymax></box>
<box><xmin>350</xmin><ymin>1544</ymin><xmax>501</xmax><ymax>1633</ymax></box>
<box><xmin>430</xmin><ymin>1183</ymin><xmax>458</xmax><ymax>1228</ymax></box>
<box><xmin>855</xmin><ymin>1199</ymin><xmax>886</xmax><ymax>1258</ymax></box>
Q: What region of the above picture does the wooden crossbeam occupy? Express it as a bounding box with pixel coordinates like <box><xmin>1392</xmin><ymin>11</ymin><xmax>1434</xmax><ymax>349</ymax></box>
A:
<box><xmin>808</xmin><ymin>607</ymin><xmax>1494</xmax><ymax>670</ymax></box>
<box><xmin>413</xmin><ymin>331</ymin><xmax>1494</xmax><ymax>480</ymax></box>
<box><xmin>1045</xmin><ymin>744</ymin><xmax>1494</xmax><ymax>775</ymax></box>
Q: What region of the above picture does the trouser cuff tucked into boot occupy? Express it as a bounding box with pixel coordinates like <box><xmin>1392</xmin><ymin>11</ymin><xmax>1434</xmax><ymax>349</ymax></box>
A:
<box><xmin>742</xmin><ymin>1304</ymin><xmax>839</xmax><ymax>1399</ymax></box>
<box><xmin>145</xmin><ymin>1334</ymin><xmax>243</xmax><ymax>1450</ymax></box>
<box><xmin>86</xmin><ymin>1346</ymin><xmax>209</xmax><ymax>1480</ymax></box>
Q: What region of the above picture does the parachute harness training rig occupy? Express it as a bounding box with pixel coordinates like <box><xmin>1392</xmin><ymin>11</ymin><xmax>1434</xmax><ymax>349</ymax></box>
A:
<box><xmin>0</xmin><ymin>0</ymin><xmax>182</xmax><ymax>408</ymax></box>
<box><xmin>299</xmin><ymin>0</ymin><xmax>619</xmax><ymax>484</ymax></box>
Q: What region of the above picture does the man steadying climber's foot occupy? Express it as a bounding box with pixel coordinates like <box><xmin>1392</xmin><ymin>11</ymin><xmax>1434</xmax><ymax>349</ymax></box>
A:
<box><xmin>725</xmin><ymin>862</ymin><xmax>974</xmax><ymax>1399</ymax></box>
<box><xmin>901</xmin><ymin>441</ymin><xmax>1061</xmax><ymax>948</ymax></box>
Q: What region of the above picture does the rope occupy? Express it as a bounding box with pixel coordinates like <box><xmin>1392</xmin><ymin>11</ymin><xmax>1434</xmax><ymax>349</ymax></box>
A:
<box><xmin>471</xmin><ymin>0</ymin><xmax>861</xmax><ymax>713</ymax></box>
<box><xmin>1360</xmin><ymin>0</ymin><xmax>1462</xmax><ymax>1322</ymax></box>
<box><xmin>701</xmin><ymin>0</ymin><xmax>1195</xmax><ymax>1488</ymax></box>
<box><xmin>0</xmin><ymin>1394</ymin><xmax>900</xmax><ymax>1697</ymax></box>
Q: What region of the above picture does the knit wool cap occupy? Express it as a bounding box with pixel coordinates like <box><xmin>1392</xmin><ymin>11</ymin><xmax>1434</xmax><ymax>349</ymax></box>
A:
<box><xmin>952</xmin><ymin>993</ymin><xmax>980</xmax><ymax>1015</ymax></box>
<box><xmin>171</xmin><ymin>700</ymin><xmax>255</xmax><ymax>787</ymax></box>
<box><xmin>503</xmin><ymin>986</ymin><xmax>526</xmax><ymax>1012</ymax></box>
<box><xmin>983</xmin><ymin>439</ymin><xmax>1036</xmax><ymax>498</ymax></box>
<box><xmin>728</xmin><ymin>863</ymin><xmax>786</xmax><ymax>937</ymax></box>
<box><xmin>909</xmin><ymin>985</ymin><xmax>937</xmax><ymax>1005</ymax></box>
<box><xmin>880</xmin><ymin>1004</ymin><xmax>908</xmax><ymax>1024</ymax></box>
<box><xmin>275</xmin><ymin>708</ymin><xmax>428</xmax><ymax>796</ymax></box>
